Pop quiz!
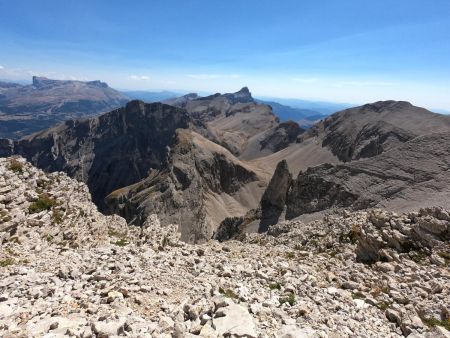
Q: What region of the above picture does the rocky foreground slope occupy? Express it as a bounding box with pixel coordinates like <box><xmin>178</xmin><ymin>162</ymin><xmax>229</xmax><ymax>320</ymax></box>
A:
<box><xmin>1</xmin><ymin>157</ymin><xmax>449</xmax><ymax>337</ymax></box>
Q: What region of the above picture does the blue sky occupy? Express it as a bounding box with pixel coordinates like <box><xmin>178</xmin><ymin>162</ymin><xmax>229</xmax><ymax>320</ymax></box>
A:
<box><xmin>0</xmin><ymin>0</ymin><xmax>449</xmax><ymax>110</ymax></box>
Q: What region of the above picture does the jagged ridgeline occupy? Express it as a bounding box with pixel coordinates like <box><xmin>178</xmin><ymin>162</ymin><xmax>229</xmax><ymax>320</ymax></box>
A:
<box><xmin>2</xmin><ymin>87</ymin><xmax>450</xmax><ymax>244</ymax></box>
<box><xmin>0</xmin><ymin>88</ymin><xmax>315</xmax><ymax>241</ymax></box>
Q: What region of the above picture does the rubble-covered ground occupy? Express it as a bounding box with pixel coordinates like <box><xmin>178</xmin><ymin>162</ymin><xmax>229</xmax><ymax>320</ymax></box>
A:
<box><xmin>0</xmin><ymin>157</ymin><xmax>449</xmax><ymax>338</ymax></box>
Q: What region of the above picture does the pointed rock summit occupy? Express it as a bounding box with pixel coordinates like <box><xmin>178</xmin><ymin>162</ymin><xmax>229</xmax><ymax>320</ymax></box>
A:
<box><xmin>224</xmin><ymin>86</ymin><xmax>254</xmax><ymax>104</ymax></box>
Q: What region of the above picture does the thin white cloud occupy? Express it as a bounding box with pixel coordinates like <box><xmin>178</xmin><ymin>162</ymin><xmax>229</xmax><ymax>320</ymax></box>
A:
<box><xmin>129</xmin><ymin>74</ymin><xmax>150</xmax><ymax>81</ymax></box>
<box><xmin>0</xmin><ymin>65</ymin><xmax>4</xmax><ymax>70</ymax></box>
<box><xmin>292</xmin><ymin>77</ymin><xmax>319</xmax><ymax>84</ymax></box>
<box><xmin>332</xmin><ymin>81</ymin><xmax>397</xmax><ymax>88</ymax></box>
<box><xmin>185</xmin><ymin>73</ymin><xmax>241</xmax><ymax>80</ymax></box>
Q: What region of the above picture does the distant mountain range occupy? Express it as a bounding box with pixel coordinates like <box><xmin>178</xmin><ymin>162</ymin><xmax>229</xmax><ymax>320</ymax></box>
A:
<box><xmin>0</xmin><ymin>76</ymin><xmax>354</xmax><ymax>139</ymax></box>
<box><xmin>257</xmin><ymin>96</ymin><xmax>352</xmax><ymax>115</ymax></box>
<box><xmin>120</xmin><ymin>90</ymin><xmax>180</xmax><ymax>103</ymax></box>
<box><xmin>0</xmin><ymin>76</ymin><xmax>128</xmax><ymax>138</ymax></box>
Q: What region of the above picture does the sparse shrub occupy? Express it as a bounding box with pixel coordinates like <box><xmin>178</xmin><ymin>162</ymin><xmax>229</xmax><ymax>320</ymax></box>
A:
<box><xmin>114</xmin><ymin>239</ymin><xmax>128</xmax><ymax>247</ymax></box>
<box><xmin>279</xmin><ymin>293</ymin><xmax>296</xmax><ymax>306</ymax></box>
<box><xmin>438</xmin><ymin>251</ymin><xmax>450</xmax><ymax>265</ymax></box>
<box><xmin>29</xmin><ymin>194</ymin><xmax>57</xmax><ymax>213</ymax></box>
<box><xmin>8</xmin><ymin>159</ymin><xmax>24</xmax><ymax>174</ymax></box>
<box><xmin>286</xmin><ymin>251</ymin><xmax>295</xmax><ymax>259</ymax></box>
<box><xmin>409</xmin><ymin>250</ymin><xmax>427</xmax><ymax>264</ymax></box>
<box><xmin>219</xmin><ymin>287</ymin><xmax>238</xmax><ymax>299</ymax></box>
<box><xmin>0</xmin><ymin>258</ymin><xmax>14</xmax><ymax>267</ymax></box>
<box><xmin>1</xmin><ymin>210</ymin><xmax>11</xmax><ymax>223</ymax></box>
<box><xmin>52</xmin><ymin>209</ymin><xmax>63</xmax><ymax>224</ymax></box>
<box><xmin>269</xmin><ymin>282</ymin><xmax>282</xmax><ymax>290</ymax></box>
<box><xmin>352</xmin><ymin>291</ymin><xmax>365</xmax><ymax>299</ymax></box>
<box><xmin>420</xmin><ymin>316</ymin><xmax>450</xmax><ymax>330</ymax></box>
<box><xmin>376</xmin><ymin>301</ymin><xmax>389</xmax><ymax>311</ymax></box>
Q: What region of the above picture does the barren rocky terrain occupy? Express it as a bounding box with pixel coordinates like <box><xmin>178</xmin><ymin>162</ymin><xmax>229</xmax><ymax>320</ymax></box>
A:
<box><xmin>1</xmin><ymin>157</ymin><xmax>449</xmax><ymax>337</ymax></box>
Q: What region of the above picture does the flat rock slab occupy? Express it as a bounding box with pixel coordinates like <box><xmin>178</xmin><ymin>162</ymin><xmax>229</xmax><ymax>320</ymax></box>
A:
<box><xmin>212</xmin><ymin>303</ymin><xmax>257</xmax><ymax>337</ymax></box>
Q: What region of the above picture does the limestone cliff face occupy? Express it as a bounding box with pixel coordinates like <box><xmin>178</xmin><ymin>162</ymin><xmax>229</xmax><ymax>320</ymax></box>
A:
<box><xmin>258</xmin><ymin>121</ymin><xmax>305</xmax><ymax>155</ymax></box>
<box><xmin>285</xmin><ymin>132</ymin><xmax>450</xmax><ymax>219</ymax></box>
<box><xmin>2</xmin><ymin>101</ymin><xmax>190</xmax><ymax>210</ymax></box>
<box><xmin>105</xmin><ymin>129</ymin><xmax>265</xmax><ymax>243</ymax></box>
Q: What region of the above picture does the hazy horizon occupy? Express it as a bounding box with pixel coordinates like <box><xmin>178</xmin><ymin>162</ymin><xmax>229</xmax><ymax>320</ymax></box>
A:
<box><xmin>1</xmin><ymin>0</ymin><xmax>449</xmax><ymax>110</ymax></box>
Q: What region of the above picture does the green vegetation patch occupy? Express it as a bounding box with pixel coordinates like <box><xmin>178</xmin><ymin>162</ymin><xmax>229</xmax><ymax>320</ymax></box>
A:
<box><xmin>269</xmin><ymin>282</ymin><xmax>282</xmax><ymax>290</ymax></box>
<box><xmin>421</xmin><ymin>316</ymin><xmax>450</xmax><ymax>331</ymax></box>
<box><xmin>114</xmin><ymin>239</ymin><xmax>128</xmax><ymax>247</ymax></box>
<box><xmin>0</xmin><ymin>258</ymin><xmax>14</xmax><ymax>267</ymax></box>
<box><xmin>279</xmin><ymin>293</ymin><xmax>296</xmax><ymax>306</ymax></box>
<box><xmin>8</xmin><ymin>159</ymin><xmax>24</xmax><ymax>174</ymax></box>
<box><xmin>29</xmin><ymin>194</ymin><xmax>57</xmax><ymax>214</ymax></box>
<box><xmin>219</xmin><ymin>287</ymin><xmax>238</xmax><ymax>299</ymax></box>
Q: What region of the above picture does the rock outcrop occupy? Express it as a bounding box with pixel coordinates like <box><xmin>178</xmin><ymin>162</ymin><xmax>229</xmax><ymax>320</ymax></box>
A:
<box><xmin>258</xmin><ymin>121</ymin><xmax>305</xmax><ymax>154</ymax></box>
<box><xmin>258</xmin><ymin>160</ymin><xmax>293</xmax><ymax>231</ymax></box>
<box><xmin>0</xmin><ymin>76</ymin><xmax>129</xmax><ymax>139</ymax></box>
<box><xmin>1</xmin><ymin>101</ymin><xmax>190</xmax><ymax>210</ymax></box>
<box><xmin>356</xmin><ymin>208</ymin><xmax>450</xmax><ymax>263</ymax></box>
<box><xmin>213</xmin><ymin>160</ymin><xmax>293</xmax><ymax>240</ymax></box>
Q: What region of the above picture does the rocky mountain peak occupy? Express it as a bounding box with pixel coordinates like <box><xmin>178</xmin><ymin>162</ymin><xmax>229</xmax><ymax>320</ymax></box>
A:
<box><xmin>124</xmin><ymin>99</ymin><xmax>146</xmax><ymax>112</ymax></box>
<box><xmin>319</xmin><ymin>100</ymin><xmax>450</xmax><ymax>162</ymax></box>
<box><xmin>361</xmin><ymin>100</ymin><xmax>413</xmax><ymax>113</ymax></box>
<box><xmin>223</xmin><ymin>86</ymin><xmax>254</xmax><ymax>104</ymax></box>
<box><xmin>32</xmin><ymin>76</ymin><xmax>55</xmax><ymax>88</ymax></box>
<box><xmin>236</xmin><ymin>86</ymin><xmax>250</xmax><ymax>95</ymax></box>
<box><xmin>184</xmin><ymin>93</ymin><xmax>199</xmax><ymax>100</ymax></box>
<box><xmin>86</xmin><ymin>80</ymin><xmax>109</xmax><ymax>88</ymax></box>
